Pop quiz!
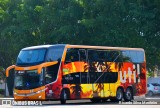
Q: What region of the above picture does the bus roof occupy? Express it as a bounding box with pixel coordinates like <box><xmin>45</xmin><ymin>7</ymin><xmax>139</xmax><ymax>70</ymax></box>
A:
<box><xmin>22</xmin><ymin>44</ymin><xmax>66</xmax><ymax>50</ymax></box>
<box><xmin>66</xmin><ymin>45</ymin><xmax>144</xmax><ymax>51</ymax></box>
<box><xmin>22</xmin><ymin>44</ymin><xmax>144</xmax><ymax>51</ymax></box>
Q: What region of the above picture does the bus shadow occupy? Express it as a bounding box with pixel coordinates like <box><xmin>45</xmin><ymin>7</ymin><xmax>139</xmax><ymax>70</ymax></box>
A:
<box><xmin>42</xmin><ymin>100</ymin><xmax>119</xmax><ymax>106</ymax></box>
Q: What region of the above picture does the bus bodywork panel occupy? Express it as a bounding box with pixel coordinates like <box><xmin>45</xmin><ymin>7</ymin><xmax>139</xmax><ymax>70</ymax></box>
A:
<box><xmin>14</xmin><ymin>86</ymin><xmax>46</xmax><ymax>100</ymax></box>
<box><xmin>62</xmin><ymin>61</ymin><xmax>146</xmax><ymax>99</ymax></box>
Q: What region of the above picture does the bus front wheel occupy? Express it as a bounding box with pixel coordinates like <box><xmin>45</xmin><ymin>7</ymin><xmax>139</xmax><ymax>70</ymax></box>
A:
<box><xmin>60</xmin><ymin>89</ymin><xmax>68</xmax><ymax>104</ymax></box>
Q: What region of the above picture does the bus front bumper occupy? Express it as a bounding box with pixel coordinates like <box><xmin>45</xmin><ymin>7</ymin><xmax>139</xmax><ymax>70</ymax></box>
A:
<box><xmin>13</xmin><ymin>87</ymin><xmax>46</xmax><ymax>101</ymax></box>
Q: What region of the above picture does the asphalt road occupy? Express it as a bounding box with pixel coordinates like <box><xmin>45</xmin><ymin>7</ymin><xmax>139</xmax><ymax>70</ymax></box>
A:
<box><xmin>42</xmin><ymin>99</ymin><xmax>117</xmax><ymax>105</ymax></box>
<box><xmin>42</xmin><ymin>96</ymin><xmax>160</xmax><ymax>105</ymax></box>
<box><xmin>1</xmin><ymin>96</ymin><xmax>160</xmax><ymax>107</ymax></box>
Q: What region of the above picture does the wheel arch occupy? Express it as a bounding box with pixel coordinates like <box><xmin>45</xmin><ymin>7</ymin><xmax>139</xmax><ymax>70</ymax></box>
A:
<box><xmin>117</xmin><ymin>86</ymin><xmax>125</xmax><ymax>93</ymax></box>
<box><xmin>61</xmin><ymin>87</ymin><xmax>70</xmax><ymax>99</ymax></box>
<box><xmin>125</xmin><ymin>86</ymin><xmax>135</xmax><ymax>96</ymax></box>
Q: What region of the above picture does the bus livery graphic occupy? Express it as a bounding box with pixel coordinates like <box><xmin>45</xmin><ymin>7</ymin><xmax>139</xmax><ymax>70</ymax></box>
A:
<box><xmin>5</xmin><ymin>44</ymin><xmax>146</xmax><ymax>104</ymax></box>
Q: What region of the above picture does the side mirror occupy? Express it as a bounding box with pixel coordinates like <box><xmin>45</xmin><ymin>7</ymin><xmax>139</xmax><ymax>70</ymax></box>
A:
<box><xmin>38</xmin><ymin>61</ymin><xmax>58</xmax><ymax>74</ymax></box>
<box><xmin>6</xmin><ymin>65</ymin><xmax>15</xmax><ymax>77</ymax></box>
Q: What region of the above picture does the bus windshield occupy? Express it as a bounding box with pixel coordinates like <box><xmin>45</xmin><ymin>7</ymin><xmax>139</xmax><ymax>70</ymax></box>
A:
<box><xmin>16</xmin><ymin>49</ymin><xmax>47</xmax><ymax>66</ymax></box>
<box><xmin>14</xmin><ymin>70</ymin><xmax>44</xmax><ymax>90</ymax></box>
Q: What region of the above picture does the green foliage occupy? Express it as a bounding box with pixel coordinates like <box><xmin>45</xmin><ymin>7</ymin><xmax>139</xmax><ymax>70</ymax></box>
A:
<box><xmin>0</xmin><ymin>89</ymin><xmax>4</xmax><ymax>95</ymax></box>
<box><xmin>147</xmin><ymin>71</ymin><xmax>153</xmax><ymax>78</ymax></box>
<box><xmin>0</xmin><ymin>0</ymin><xmax>160</xmax><ymax>72</ymax></box>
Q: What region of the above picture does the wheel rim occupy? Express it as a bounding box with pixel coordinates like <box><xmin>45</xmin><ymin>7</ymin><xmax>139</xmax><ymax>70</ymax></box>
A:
<box><xmin>126</xmin><ymin>89</ymin><xmax>131</xmax><ymax>100</ymax></box>
<box><xmin>117</xmin><ymin>89</ymin><xmax>122</xmax><ymax>100</ymax></box>
<box><xmin>63</xmin><ymin>90</ymin><xmax>67</xmax><ymax>100</ymax></box>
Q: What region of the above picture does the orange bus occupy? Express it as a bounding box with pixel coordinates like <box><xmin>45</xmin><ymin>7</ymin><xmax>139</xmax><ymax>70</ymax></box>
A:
<box><xmin>6</xmin><ymin>44</ymin><xmax>146</xmax><ymax>104</ymax></box>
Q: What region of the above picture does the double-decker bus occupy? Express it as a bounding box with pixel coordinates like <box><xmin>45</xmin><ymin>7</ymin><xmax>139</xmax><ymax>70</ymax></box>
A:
<box><xmin>6</xmin><ymin>44</ymin><xmax>146</xmax><ymax>104</ymax></box>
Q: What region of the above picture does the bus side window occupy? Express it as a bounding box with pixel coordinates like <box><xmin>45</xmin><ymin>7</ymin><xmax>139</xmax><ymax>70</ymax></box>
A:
<box><xmin>45</xmin><ymin>63</ymin><xmax>59</xmax><ymax>84</ymax></box>
<box><xmin>88</xmin><ymin>50</ymin><xmax>99</xmax><ymax>62</ymax></box>
<box><xmin>129</xmin><ymin>51</ymin><xmax>144</xmax><ymax>63</ymax></box>
<box><xmin>65</xmin><ymin>48</ymin><xmax>79</xmax><ymax>63</ymax></box>
<box><xmin>136</xmin><ymin>51</ymin><xmax>144</xmax><ymax>63</ymax></box>
<box><xmin>105</xmin><ymin>50</ymin><xmax>122</xmax><ymax>62</ymax></box>
<box><xmin>96</xmin><ymin>50</ymin><xmax>106</xmax><ymax>62</ymax></box>
<box><xmin>122</xmin><ymin>50</ymin><xmax>144</xmax><ymax>63</ymax></box>
<box><xmin>78</xmin><ymin>49</ymin><xmax>87</xmax><ymax>62</ymax></box>
<box><xmin>122</xmin><ymin>51</ymin><xmax>132</xmax><ymax>62</ymax></box>
<box><xmin>46</xmin><ymin>46</ymin><xmax>64</xmax><ymax>62</ymax></box>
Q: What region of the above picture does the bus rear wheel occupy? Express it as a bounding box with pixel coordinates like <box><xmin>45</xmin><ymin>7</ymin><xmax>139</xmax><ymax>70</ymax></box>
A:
<box><xmin>116</xmin><ymin>88</ymin><xmax>123</xmax><ymax>101</ymax></box>
<box><xmin>124</xmin><ymin>88</ymin><xmax>133</xmax><ymax>101</ymax></box>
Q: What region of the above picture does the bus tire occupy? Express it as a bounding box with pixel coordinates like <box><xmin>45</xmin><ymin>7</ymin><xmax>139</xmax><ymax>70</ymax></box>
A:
<box><xmin>116</xmin><ymin>88</ymin><xmax>123</xmax><ymax>101</ymax></box>
<box><xmin>60</xmin><ymin>89</ymin><xmax>69</xmax><ymax>104</ymax></box>
<box><xmin>124</xmin><ymin>88</ymin><xmax>133</xmax><ymax>101</ymax></box>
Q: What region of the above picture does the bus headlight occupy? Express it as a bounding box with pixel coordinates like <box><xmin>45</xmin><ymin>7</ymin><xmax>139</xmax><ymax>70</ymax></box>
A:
<box><xmin>38</xmin><ymin>96</ymin><xmax>42</xmax><ymax>99</ymax></box>
<box><xmin>37</xmin><ymin>91</ymin><xmax>40</xmax><ymax>94</ymax></box>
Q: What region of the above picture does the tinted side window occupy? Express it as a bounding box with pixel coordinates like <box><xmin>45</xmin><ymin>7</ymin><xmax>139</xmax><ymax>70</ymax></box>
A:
<box><xmin>88</xmin><ymin>50</ymin><xmax>122</xmax><ymax>62</ymax></box>
<box><xmin>46</xmin><ymin>46</ymin><xmax>64</xmax><ymax>62</ymax></box>
<box><xmin>65</xmin><ymin>48</ymin><xmax>79</xmax><ymax>63</ymax></box>
<box><xmin>96</xmin><ymin>50</ymin><xmax>107</xmax><ymax>62</ymax></box>
<box><xmin>122</xmin><ymin>50</ymin><xmax>144</xmax><ymax>63</ymax></box>
<box><xmin>78</xmin><ymin>49</ymin><xmax>87</xmax><ymax>62</ymax></box>
<box><xmin>88</xmin><ymin>50</ymin><xmax>99</xmax><ymax>62</ymax></box>
<box><xmin>105</xmin><ymin>50</ymin><xmax>122</xmax><ymax>62</ymax></box>
<box><xmin>45</xmin><ymin>63</ymin><xmax>59</xmax><ymax>84</ymax></box>
<box><xmin>136</xmin><ymin>51</ymin><xmax>144</xmax><ymax>63</ymax></box>
<box><xmin>122</xmin><ymin>51</ymin><xmax>132</xmax><ymax>62</ymax></box>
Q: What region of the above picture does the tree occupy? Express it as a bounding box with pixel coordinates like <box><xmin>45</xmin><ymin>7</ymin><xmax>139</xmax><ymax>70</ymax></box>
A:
<box><xmin>0</xmin><ymin>0</ymin><xmax>160</xmax><ymax>76</ymax></box>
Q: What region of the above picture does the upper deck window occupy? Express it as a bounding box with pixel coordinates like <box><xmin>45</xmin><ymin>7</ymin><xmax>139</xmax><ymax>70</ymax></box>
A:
<box><xmin>122</xmin><ymin>50</ymin><xmax>144</xmax><ymax>63</ymax></box>
<box><xmin>46</xmin><ymin>46</ymin><xmax>65</xmax><ymax>62</ymax></box>
<box><xmin>16</xmin><ymin>49</ymin><xmax>47</xmax><ymax>66</ymax></box>
<box><xmin>16</xmin><ymin>45</ymin><xmax>65</xmax><ymax>66</ymax></box>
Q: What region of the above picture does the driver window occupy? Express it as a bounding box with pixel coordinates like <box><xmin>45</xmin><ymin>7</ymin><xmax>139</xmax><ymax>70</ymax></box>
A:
<box><xmin>45</xmin><ymin>64</ymin><xmax>59</xmax><ymax>84</ymax></box>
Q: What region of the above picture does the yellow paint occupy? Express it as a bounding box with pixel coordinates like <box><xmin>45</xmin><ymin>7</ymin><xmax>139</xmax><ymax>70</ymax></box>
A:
<box><xmin>71</xmin><ymin>62</ymin><xmax>76</xmax><ymax>72</ymax></box>
<box><xmin>80</xmin><ymin>84</ymin><xmax>93</xmax><ymax>98</ymax></box>
<box><xmin>104</xmin><ymin>84</ymin><xmax>110</xmax><ymax>97</ymax></box>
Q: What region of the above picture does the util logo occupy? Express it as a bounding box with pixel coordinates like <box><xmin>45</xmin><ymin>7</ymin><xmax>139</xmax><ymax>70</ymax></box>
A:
<box><xmin>120</xmin><ymin>64</ymin><xmax>141</xmax><ymax>83</ymax></box>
